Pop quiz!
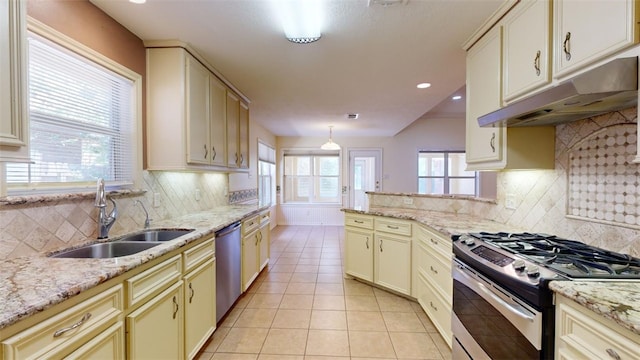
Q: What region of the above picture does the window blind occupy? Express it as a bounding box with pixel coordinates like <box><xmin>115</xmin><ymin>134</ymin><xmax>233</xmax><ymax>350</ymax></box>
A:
<box><xmin>6</xmin><ymin>32</ymin><xmax>135</xmax><ymax>188</ymax></box>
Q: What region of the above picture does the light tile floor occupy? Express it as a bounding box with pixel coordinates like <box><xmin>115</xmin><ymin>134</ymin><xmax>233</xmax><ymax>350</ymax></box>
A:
<box><xmin>196</xmin><ymin>225</ymin><xmax>452</xmax><ymax>360</ymax></box>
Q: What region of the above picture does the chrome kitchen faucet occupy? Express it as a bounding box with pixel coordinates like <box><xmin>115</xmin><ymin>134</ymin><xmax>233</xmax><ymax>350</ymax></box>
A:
<box><xmin>134</xmin><ymin>200</ymin><xmax>151</xmax><ymax>229</ymax></box>
<box><xmin>95</xmin><ymin>178</ymin><xmax>117</xmax><ymax>239</ymax></box>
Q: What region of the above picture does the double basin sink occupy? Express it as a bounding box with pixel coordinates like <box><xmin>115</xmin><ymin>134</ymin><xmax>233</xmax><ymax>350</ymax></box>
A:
<box><xmin>50</xmin><ymin>229</ymin><xmax>194</xmax><ymax>259</ymax></box>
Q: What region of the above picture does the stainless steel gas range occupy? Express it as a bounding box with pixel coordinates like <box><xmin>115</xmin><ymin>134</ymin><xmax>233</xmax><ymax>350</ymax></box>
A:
<box><xmin>451</xmin><ymin>232</ymin><xmax>640</xmax><ymax>360</ymax></box>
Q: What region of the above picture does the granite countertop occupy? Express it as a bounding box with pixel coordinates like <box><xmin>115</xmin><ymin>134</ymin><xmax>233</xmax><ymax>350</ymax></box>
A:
<box><xmin>550</xmin><ymin>281</ymin><xmax>640</xmax><ymax>336</ymax></box>
<box><xmin>344</xmin><ymin>206</ymin><xmax>640</xmax><ymax>337</ymax></box>
<box><xmin>0</xmin><ymin>204</ymin><xmax>265</xmax><ymax>331</ymax></box>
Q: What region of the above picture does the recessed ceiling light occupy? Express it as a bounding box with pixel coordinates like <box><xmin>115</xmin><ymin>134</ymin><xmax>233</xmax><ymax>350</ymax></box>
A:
<box><xmin>347</xmin><ymin>113</ymin><xmax>359</xmax><ymax>119</ymax></box>
<box><xmin>129</xmin><ymin>0</ymin><xmax>146</xmax><ymax>3</ymax></box>
<box><xmin>417</xmin><ymin>83</ymin><xmax>431</xmax><ymax>89</ymax></box>
<box><xmin>452</xmin><ymin>95</ymin><xmax>462</xmax><ymax>100</ymax></box>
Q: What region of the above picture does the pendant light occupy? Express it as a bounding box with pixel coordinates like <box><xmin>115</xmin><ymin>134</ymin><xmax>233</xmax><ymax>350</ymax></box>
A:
<box><xmin>321</xmin><ymin>126</ymin><xmax>340</xmax><ymax>150</ymax></box>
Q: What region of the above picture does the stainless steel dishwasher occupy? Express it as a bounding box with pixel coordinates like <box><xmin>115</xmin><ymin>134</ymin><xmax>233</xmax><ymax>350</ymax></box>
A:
<box><xmin>215</xmin><ymin>222</ymin><xmax>241</xmax><ymax>323</ymax></box>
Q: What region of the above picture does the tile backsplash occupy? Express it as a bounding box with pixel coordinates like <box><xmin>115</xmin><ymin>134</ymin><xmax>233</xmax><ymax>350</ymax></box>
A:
<box><xmin>0</xmin><ymin>171</ymin><xmax>228</xmax><ymax>259</ymax></box>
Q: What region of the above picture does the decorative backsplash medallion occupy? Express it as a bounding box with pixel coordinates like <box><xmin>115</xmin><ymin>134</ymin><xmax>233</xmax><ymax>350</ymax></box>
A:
<box><xmin>568</xmin><ymin>124</ymin><xmax>639</xmax><ymax>229</ymax></box>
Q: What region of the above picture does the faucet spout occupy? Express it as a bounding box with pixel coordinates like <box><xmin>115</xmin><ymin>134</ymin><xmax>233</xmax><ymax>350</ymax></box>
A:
<box><xmin>134</xmin><ymin>200</ymin><xmax>152</xmax><ymax>229</ymax></box>
<box><xmin>95</xmin><ymin>178</ymin><xmax>117</xmax><ymax>239</ymax></box>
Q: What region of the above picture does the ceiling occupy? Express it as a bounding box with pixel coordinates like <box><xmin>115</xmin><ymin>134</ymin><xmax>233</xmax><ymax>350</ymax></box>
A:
<box><xmin>90</xmin><ymin>0</ymin><xmax>504</xmax><ymax>137</ymax></box>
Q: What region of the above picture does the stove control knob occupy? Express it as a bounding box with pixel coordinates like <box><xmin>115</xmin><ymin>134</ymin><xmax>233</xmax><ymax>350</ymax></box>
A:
<box><xmin>464</xmin><ymin>238</ymin><xmax>475</xmax><ymax>246</ymax></box>
<box><xmin>526</xmin><ymin>265</ymin><xmax>540</xmax><ymax>278</ymax></box>
<box><xmin>512</xmin><ymin>259</ymin><xmax>525</xmax><ymax>272</ymax></box>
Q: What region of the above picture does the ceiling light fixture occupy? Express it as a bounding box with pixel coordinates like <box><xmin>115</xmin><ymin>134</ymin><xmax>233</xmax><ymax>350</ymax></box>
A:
<box><xmin>129</xmin><ymin>0</ymin><xmax>146</xmax><ymax>4</ymax></box>
<box><xmin>321</xmin><ymin>126</ymin><xmax>341</xmax><ymax>150</ymax></box>
<box><xmin>452</xmin><ymin>95</ymin><xmax>462</xmax><ymax>100</ymax></box>
<box><xmin>274</xmin><ymin>0</ymin><xmax>324</xmax><ymax>44</ymax></box>
<box><xmin>417</xmin><ymin>82</ymin><xmax>431</xmax><ymax>89</ymax></box>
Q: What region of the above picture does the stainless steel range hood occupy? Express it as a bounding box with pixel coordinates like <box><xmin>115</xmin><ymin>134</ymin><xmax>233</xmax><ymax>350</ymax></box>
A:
<box><xmin>478</xmin><ymin>57</ymin><xmax>638</xmax><ymax>127</ymax></box>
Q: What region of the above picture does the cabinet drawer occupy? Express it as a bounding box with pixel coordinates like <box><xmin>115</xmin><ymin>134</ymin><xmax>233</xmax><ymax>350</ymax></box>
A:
<box><xmin>2</xmin><ymin>285</ymin><xmax>123</xmax><ymax>360</ymax></box>
<box><xmin>419</xmin><ymin>247</ymin><xmax>452</xmax><ymax>299</ymax></box>
<box><xmin>556</xmin><ymin>297</ymin><xmax>640</xmax><ymax>360</ymax></box>
<box><xmin>126</xmin><ymin>255</ymin><xmax>182</xmax><ymax>308</ymax></box>
<box><xmin>417</xmin><ymin>271</ymin><xmax>452</xmax><ymax>346</ymax></box>
<box><xmin>417</xmin><ymin>225</ymin><xmax>451</xmax><ymax>260</ymax></box>
<box><xmin>259</xmin><ymin>210</ymin><xmax>270</xmax><ymax>225</ymax></box>
<box><xmin>183</xmin><ymin>237</ymin><xmax>214</xmax><ymax>273</ymax></box>
<box><xmin>375</xmin><ymin>218</ymin><xmax>412</xmax><ymax>237</ymax></box>
<box><xmin>242</xmin><ymin>215</ymin><xmax>259</xmax><ymax>235</ymax></box>
<box><xmin>345</xmin><ymin>214</ymin><xmax>373</xmax><ymax>230</ymax></box>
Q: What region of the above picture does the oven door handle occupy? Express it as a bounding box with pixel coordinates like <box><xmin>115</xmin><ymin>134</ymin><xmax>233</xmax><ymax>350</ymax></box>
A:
<box><xmin>455</xmin><ymin>264</ymin><xmax>535</xmax><ymax>322</ymax></box>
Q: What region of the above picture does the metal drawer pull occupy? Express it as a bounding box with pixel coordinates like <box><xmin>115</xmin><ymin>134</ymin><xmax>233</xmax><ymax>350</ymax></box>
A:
<box><xmin>606</xmin><ymin>349</ymin><xmax>621</xmax><ymax>360</ymax></box>
<box><xmin>429</xmin><ymin>301</ymin><xmax>438</xmax><ymax>311</ymax></box>
<box><xmin>189</xmin><ymin>283</ymin><xmax>195</xmax><ymax>303</ymax></box>
<box><xmin>430</xmin><ymin>266</ymin><xmax>438</xmax><ymax>274</ymax></box>
<box><xmin>172</xmin><ymin>296</ymin><xmax>179</xmax><ymax>319</ymax></box>
<box><xmin>563</xmin><ymin>32</ymin><xmax>571</xmax><ymax>61</ymax></box>
<box><xmin>534</xmin><ymin>50</ymin><xmax>541</xmax><ymax>76</ymax></box>
<box><xmin>387</xmin><ymin>225</ymin><xmax>399</xmax><ymax>229</ymax></box>
<box><xmin>53</xmin><ymin>313</ymin><xmax>92</xmax><ymax>337</ymax></box>
<box><xmin>354</xmin><ymin>220</ymin><xmax>364</xmax><ymax>224</ymax></box>
<box><xmin>430</xmin><ymin>238</ymin><xmax>438</xmax><ymax>245</ymax></box>
<box><xmin>365</xmin><ymin>237</ymin><xmax>369</xmax><ymax>249</ymax></box>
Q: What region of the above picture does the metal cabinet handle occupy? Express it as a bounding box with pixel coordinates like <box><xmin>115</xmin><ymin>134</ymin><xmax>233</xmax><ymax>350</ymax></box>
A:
<box><xmin>490</xmin><ymin>133</ymin><xmax>496</xmax><ymax>152</ymax></box>
<box><xmin>606</xmin><ymin>349</ymin><xmax>621</xmax><ymax>360</ymax></box>
<box><xmin>429</xmin><ymin>301</ymin><xmax>438</xmax><ymax>311</ymax></box>
<box><xmin>379</xmin><ymin>239</ymin><xmax>383</xmax><ymax>252</ymax></box>
<box><xmin>563</xmin><ymin>32</ymin><xmax>571</xmax><ymax>61</ymax></box>
<box><xmin>240</xmin><ymin>153</ymin><xmax>244</xmax><ymax>165</ymax></box>
<box><xmin>53</xmin><ymin>313</ymin><xmax>92</xmax><ymax>337</ymax></box>
<box><xmin>189</xmin><ymin>283</ymin><xmax>195</xmax><ymax>303</ymax></box>
<box><xmin>365</xmin><ymin>237</ymin><xmax>369</xmax><ymax>249</ymax></box>
<box><xmin>255</xmin><ymin>233</ymin><xmax>259</xmax><ymax>246</ymax></box>
<box><xmin>258</xmin><ymin>231</ymin><xmax>263</xmax><ymax>243</ymax></box>
<box><xmin>387</xmin><ymin>225</ymin><xmax>399</xmax><ymax>230</ymax></box>
<box><xmin>212</xmin><ymin>146</ymin><xmax>216</xmax><ymax>160</ymax></box>
<box><xmin>430</xmin><ymin>238</ymin><xmax>438</xmax><ymax>246</ymax></box>
<box><xmin>534</xmin><ymin>50</ymin><xmax>541</xmax><ymax>76</ymax></box>
<box><xmin>172</xmin><ymin>296</ymin><xmax>179</xmax><ymax>319</ymax></box>
<box><xmin>354</xmin><ymin>220</ymin><xmax>364</xmax><ymax>224</ymax></box>
<box><xmin>203</xmin><ymin>144</ymin><xmax>208</xmax><ymax>159</ymax></box>
<box><xmin>235</xmin><ymin>153</ymin><xmax>238</xmax><ymax>164</ymax></box>
<box><xmin>430</xmin><ymin>266</ymin><xmax>438</xmax><ymax>274</ymax></box>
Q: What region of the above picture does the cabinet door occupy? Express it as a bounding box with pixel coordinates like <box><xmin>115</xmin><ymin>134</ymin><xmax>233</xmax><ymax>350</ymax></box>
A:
<box><xmin>503</xmin><ymin>0</ymin><xmax>551</xmax><ymax>101</ymax></box>
<box><xmin>0</xmin><ymin>0</ymin><xmax>29</xmax><ymax>161</ymax></box>
<box><xmin>465</xmin><ymin>26</ymin><xmax>505</xmax><ymax>167</ymax></box>
<box><xmin>239</xmin><ymin>101</ymin><xmax>250</xmax><ymax>169</ymax></box>
<box><xmin>242</xmin><ymin>230</ymin><xmax>259</xmax><ymax>291</ymax></box>
<box><xmin>209</xmin><ymin>77</ymin><xmax>227</xmax><ymax>167</ymax></box>
<box><xmin>186</xmin><ymin>55</ymin><xmax>210</xmax><ymax>165</ymax></box>
<box><xmin>258</xmin><ymin>221</ymin><xmax>270</xmax><ymax>271</ymax></box>
<box><xmin>374</xmin><ymin>234</ymin><xmax>411</xmax><ymax>295</ymax></box>
<box><xmin>184</xmin><ymin>259</ymin><xmax>216</xmax><ymax>360</ymax></box>
<box><xmin>226</xmin><ymin>91</ymin><xmax>240</xmax><ymax>168</ymax></box>
<box><xmin>555</xmin><ymin>0</ymin><xmax>638</xmax><ymax>77</ymax></box>
<box><xmin>127</xmin><ymin>281</ymin><xmax>184</xmax><ymax>360</ymax></box>
<box><xmin>344</xmin><ymin>228</ymin><xmax>374</xmax><ymax>282</ymax></box>
<box><xmin>63</xmin><ymin>322</ymin><xmax>125</xmax><ymax>360</ymax></box>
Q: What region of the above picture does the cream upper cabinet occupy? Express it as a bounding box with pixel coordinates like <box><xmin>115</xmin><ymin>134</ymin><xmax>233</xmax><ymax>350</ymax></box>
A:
<box><xmin>554</xmin><ymin>0</ymin><xmax>639</xmax><ymax>78</ymax></box>
<box><xmin>186</xmin><ymin>55</ymin><xmax>210</xmax><ymax>165</ymax></box>
<box><xmin>239</xmin><ymin>101</ymin><xmax>250</xmax><ymax>169</ymax></box>
<box><xmin>502</xmin><ymin>0</ymin><xmax>551</xmax><ymax>101</ymax></box>
<box><xmin>466</xmin><ymin>24</ymin><xmax>555</xmax><ymax>171</ymax></box>
<box><xmin>555</xmin><ymin>295</ymin><xmax>640</xmax><ymax>360</ymax></box>
<box><xmin>146</xmin><ymin>45</ymin><xmax>246</xmax><ymax>171</ymax></box>
<box><xmin>226</xmin><ymin>91</ymin><xmax>240</xmax><ymax>168</ymax></box>
<box><xmin>465</xmin><ymin>26</ymin><xmax>505</xmax><ymax>168</ymax></box>
<box><xmin>0</xmin><ymin>0</ymin><xmax>29</xmax><ymax>162</ymax></box>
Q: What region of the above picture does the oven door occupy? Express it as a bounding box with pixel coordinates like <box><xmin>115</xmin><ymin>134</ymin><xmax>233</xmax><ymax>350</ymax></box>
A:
<box><xmin>452</xmin><ymin>258</ymin><xmax>543</xmax><ymax>360</ymax></box>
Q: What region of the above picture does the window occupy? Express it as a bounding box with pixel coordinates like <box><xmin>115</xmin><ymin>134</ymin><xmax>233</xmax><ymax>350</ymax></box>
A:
<box><xmin>258</xmin><ymin>141</ymin><xmax>276</xmax><ymax>207</ymax></box>
<box><xmin>6</xmin><ymin>29</ymin><xmax>139</xmax><ymax>192</ymax></box>
<box><xmin>283</xmin><ymin>152</ymin><xmax>340</xmax><ymax>204</ymax></box>
<box><xmin>418</xmin><ymin>151</ymin><xmax>477</xmax><ymax>195</ymax></box>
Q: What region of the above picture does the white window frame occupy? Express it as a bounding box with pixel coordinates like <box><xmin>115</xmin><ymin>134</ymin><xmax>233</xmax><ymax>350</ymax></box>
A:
<box><xmin>281</xmin><ymin>149</ymin><xmax>341</xmax><ymax>205</ymax></box>
<box><xmin>4</xmin><ymin>18</ymin><xmax>142</xmax><ymax>195</ymax></box>
<box><xmin>258</xmin><ymin>139</ymin><xmax>276</xmax><ymax>207</ymax></box>
<box><xmin>417</xmin><ymin>150</ymin><xmax>478</xmax><ymax>196</ymax></box>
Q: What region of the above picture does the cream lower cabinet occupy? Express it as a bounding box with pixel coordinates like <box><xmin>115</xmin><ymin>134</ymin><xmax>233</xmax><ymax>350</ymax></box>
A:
<box><xmin>1</xmin><ymin>285</ymin><xmax>124</xmax><ymax>359</ymax></box>
<box><xmin>184</xmin><ymin>258</ymin><xmax>216</xmax><ymax>360</ymax></box>
<box><xmin>258</xmin><ymin>210</ymin><xmax>271</xmax><ymax>272</ymax></box>
<box><xmin>344</xmin><ymin>214</ymin><xmax>412</xmax><ymax>296</ymax></box>
<box><xmin>127</xmin><ymin>280</ymin><xmax>184</xmax><ymax>359</ymax></box>
<box><xmin>242</xmin><ymin>214</ymin><xmax>260</xmax><ymax>291</ymax></box>
<box><xmin>555</xmin><ymin>295</ymin><xmax>640</xmax><ymax>359</ymax></box>
<box><xmin>413</xmin><ymin>225</ymin><xmax>452</xmax><ymax>348</ymax></box>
